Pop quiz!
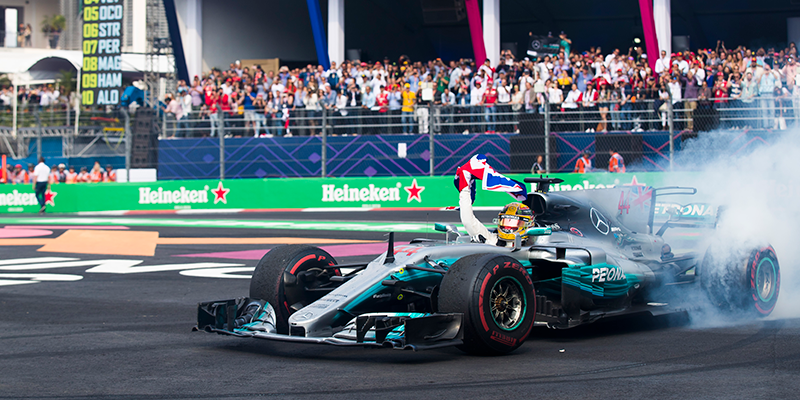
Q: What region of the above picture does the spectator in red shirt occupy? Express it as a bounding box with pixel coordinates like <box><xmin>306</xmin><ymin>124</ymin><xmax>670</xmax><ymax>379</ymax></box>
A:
<box><xmin>482</xmin><ymin>79</ymin><xmax>498</xmax><ymax>133</ymax></box>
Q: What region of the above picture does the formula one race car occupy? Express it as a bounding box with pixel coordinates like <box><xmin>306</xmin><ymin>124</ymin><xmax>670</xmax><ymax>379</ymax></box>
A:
<box><xmin>195</xmin><ymin>178</ymin><xmax>780</xmax><ymax>355</ymax></box>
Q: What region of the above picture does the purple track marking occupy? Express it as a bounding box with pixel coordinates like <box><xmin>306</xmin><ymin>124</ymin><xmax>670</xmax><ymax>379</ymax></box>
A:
<box><xmin>173</xmin><ymin>242</ymin><xmax>409</xmax><ymax>260</ymax></box>
<box><xmin>4</xmin><ymin>226</ymin><xmax>130</xmax><ymax>230</ymax></box>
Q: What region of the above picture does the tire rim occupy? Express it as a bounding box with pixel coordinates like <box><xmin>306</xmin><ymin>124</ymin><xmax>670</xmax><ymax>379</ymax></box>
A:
<box><xmin>756</xmin><ymin>257</ymin><xmax>776</xmax><ymax>302</ymax></box>
<box><xmin>490</xmin><ymin>276</ymin><xmax>526</xmax><ymax>331</ymax></box>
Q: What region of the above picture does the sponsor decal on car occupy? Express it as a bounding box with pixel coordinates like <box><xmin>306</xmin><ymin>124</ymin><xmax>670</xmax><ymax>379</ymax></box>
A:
<box><xmin>592</xmin><ymin>266</ymin><xmax>625</xmax><ymax>283</ymax></box>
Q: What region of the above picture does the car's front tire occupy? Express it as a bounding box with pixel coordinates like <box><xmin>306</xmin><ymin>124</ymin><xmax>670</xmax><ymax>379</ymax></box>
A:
<box><xmin>249</xmin><ymin>245</ymin><xmax>340</xmax><ymax>333</ymax></box>
<box><xmin>438</xmin><ymin>253</ymin><xmax>536</xmax><ymax>355</ymax></box>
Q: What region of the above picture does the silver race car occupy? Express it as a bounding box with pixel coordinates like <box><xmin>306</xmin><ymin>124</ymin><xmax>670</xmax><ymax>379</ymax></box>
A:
<box><xmin>195</xmin><ymin>178</ymin><xmax>780</xmax><ymax>355</ymax></box>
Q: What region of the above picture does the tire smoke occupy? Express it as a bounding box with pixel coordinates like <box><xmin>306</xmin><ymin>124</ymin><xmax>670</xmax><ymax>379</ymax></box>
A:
<box><xmin>666</xmin><ymin>131</ymin><xmax>798</xmax><ymax>324</ymax></box>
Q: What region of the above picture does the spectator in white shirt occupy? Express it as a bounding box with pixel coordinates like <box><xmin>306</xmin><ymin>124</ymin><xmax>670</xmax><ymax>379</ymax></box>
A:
<box><xmin>163</xmin><ymin>94</ymin><xmax>184</xmax><ymax>138</ymax></box>
<box><xmin>32</xmin><ymin>157</ymin><xmax>49</xmax><ymax>213</ymax></box>
<box><xmin>654</xmin><ymin>50</ymin><xmax>670</xmax><ymax>75</ymax></box>
<box><xmin>563</xmin><ymin>84</ymin><xmax>581</xmax><ymax>109</ymax></box>
<box><xmin>470</xmin><ymin>82</ymin><xmax>485</xmax><ymax>133</ymax></box>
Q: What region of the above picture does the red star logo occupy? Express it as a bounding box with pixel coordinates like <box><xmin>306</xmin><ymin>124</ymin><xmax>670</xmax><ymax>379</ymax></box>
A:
<box><xmin>211</xmin><ymin>181</ymin><xmax>230</xmax><ymax>204</ymax></box>
<box><xmin>404</xmin><ymin>179</ymin><xmax>425</xmax><ymax>203</ymax></box>
<box><xmin>44</xmin><ymin>189</ymin><xmax>57</xmax><ymax>207</ymax></box>
<box><xmin>623</xmin><ymin>176</ymin><xmax>646</xmax><ymax>187</ymax></box>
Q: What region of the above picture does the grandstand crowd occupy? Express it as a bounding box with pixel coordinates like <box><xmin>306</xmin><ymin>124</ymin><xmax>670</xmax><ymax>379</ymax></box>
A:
<box><xmin>158</xmin><ymin>35</ymin><xmax>800</xmax><ymax>137</ymax></box>
<box><xmin>4</xmin><ymin>34</ymin><xmax>800</xmax><ymax>136</ymax></box>
<box><xmin>2</xmin><ymin>161</ymin><xmax>116</xmax><ymax>185</ymax></box>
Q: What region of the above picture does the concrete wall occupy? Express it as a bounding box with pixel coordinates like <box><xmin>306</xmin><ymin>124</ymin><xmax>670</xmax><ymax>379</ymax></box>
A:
<box><xmin>201</xmin><ymin>0</ymin><xmax>317</xmax><ymax>71</ymax></box>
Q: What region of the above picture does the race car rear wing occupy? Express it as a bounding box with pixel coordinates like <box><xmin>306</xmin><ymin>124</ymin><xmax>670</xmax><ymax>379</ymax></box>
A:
<box><xmin>647</xmin><ymin>187</ymin><xmax>698</xmax><ymax>235</ymax></box>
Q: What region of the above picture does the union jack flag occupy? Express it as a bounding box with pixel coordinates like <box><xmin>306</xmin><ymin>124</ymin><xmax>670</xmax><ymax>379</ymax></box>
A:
<box><xmin>454</xmin><ymin>154</ymin><xmax>527</xmax><ymax>204</ymax></box>
<box><xmin>618</xmin><ymin>185</ymin><xmax>653</xmax><ymax>215</ymax></box>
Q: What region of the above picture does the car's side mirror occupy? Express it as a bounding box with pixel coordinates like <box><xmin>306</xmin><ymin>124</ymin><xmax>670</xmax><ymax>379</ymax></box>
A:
<box><xmin>525</xmin><ymin>227</ymin><xmax>552</xmax><ymax>237</ymax></box>
<box><xmin>435</xmin><ymin>223</ymin><xmax>463</xmax><ymax>244</ymax></box>
<box><xmin>666</xmin><ymin>206</ymin><xmax>681</xmax><ymax>221</ymax></box>
<box><xmin>435</xmin><ymin>223</ymin><xmax>461</xmax><ymax>235</ymax></box>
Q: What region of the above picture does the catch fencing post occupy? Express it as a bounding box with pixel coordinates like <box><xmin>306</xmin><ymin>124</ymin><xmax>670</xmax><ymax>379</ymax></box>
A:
<box><xmin>429</xmin><ymin>106</ymin><xmax>435</xmax><ymax>176</ymax></box>
<box><xmin>219</xmin><ymin>108</ymin><xmax>225</xmax><ymax>180</ymax></box>
<box><xmin>429</xmin><ymin>128</ymin><xmax>435</xmax><ymax>177</ymax></box>
<box><xmin>34</xmin><ymin>110</ymin><xmax>43</xmax><ymax>161</ymax></box>
<box><xmin>544</xmin><ymin>94</ymin><xmax>551</xmax><ymax>173</ymax></box>
<box><xmin>667</xmin><ymin>91</ymin><xmax>674</xmax><ymax>171</ymax></box>
<box><xmin>321</xmin><ymin>107</ymin><xmax>328</xmax><ymax>178</ymax></box>
<box><xmin>122</xmin><ymin>109</ymin><xmax>131</xmax><ymax>173</ymax></box>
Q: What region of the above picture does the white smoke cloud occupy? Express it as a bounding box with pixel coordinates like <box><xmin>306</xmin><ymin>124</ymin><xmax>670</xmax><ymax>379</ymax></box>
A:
<box><xmin>662</xmin><ymin>130</ymin><xmax>800</xmax><ymax>324</ymax></box>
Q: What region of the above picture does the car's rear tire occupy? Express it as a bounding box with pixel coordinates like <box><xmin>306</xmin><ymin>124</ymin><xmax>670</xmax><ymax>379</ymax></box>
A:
<box><xmin>438</xmin><ymin>253</ymin><xmax>536</xmax><ymax>355</ymax></box>
<box><xmin>249</xmin><ymin>245</ymin><xmax>340</xmax><ymax>333</ymax></box>
<box><xmin>700</xmin><ymin>245</ymin><xmax>780</xmax><ymax>317</ymax></box>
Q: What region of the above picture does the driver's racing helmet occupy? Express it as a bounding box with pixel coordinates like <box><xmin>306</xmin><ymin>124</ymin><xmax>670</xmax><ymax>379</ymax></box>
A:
<box><xmin>496</xmin><ymin>202</ymin><xmax>534</xmax><ymax>241</ymax></box>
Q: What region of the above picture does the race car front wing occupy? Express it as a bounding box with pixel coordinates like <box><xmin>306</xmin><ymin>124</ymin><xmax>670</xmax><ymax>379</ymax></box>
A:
<box><xmin>194</xmin><ymin>297</ymin><xmax>464</xmax><ymax>351</ymax></box>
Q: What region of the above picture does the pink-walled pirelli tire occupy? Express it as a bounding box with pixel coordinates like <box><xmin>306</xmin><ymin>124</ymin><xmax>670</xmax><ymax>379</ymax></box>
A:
<box><xmin>438</xmin><ymin>254</ymin><xmax>536</xmax><ymax>355</ymax></box>
<box><xmin>701</xmin><ymin>245</ymin><xmax>780</xmax><ymax>317</ymax></box>
<box><xmin>249</xmin><ymin>245</ymin><xmax>340</xmax><ymax>334</ymax></box>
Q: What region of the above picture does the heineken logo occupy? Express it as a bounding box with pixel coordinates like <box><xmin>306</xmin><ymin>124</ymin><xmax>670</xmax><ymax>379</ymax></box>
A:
<box><xmin>0</xmin><ymin>190</ymin><xmax>44</xmax><ymax>207</ymax></box>
<box><xmin>322</xmin><ymin>180</ymin><xmax>426</xmax><ymax>203</ymax></box>
<box><xmin>138</xmin><ymin>182</ymin><xmax>229</xmax><ymax>205</ymax></box>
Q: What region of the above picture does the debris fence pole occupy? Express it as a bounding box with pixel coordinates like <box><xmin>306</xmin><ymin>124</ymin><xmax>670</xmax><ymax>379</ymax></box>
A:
<box><xmin>122</xmin><ymin>109</ymin><xmax>131</xmax><ymax>173</ymax></box>
<box><xmin>667</xmin><ymin>91</ymin><xmax>674</xmax><ymax>171</ymax></box>
<box><xmin>429</xmin><ymin>109</ymin><xmax>435</xmax><ymax>177</ymax></box>
<box><xmin>219</xmin><ymin>108</ymin><xmax>225</xmax><ymax>180</ymax></box>
<box><xmin>321</xmin><ymin>107</ymin><xmax>328</xmax><ymax>178</ymax></box>
<box><xmin>544</xmin><ymin>95</ymin><xmax>551</xmax><ymax>173</ymax></box>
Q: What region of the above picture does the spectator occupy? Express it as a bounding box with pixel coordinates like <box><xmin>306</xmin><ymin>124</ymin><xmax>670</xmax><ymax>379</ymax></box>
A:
<box><xmin>481</xmin><ymin>79</ymin><xmax>499</xmax><ymax>133</ymax></box>
<box><xmin>608</xmin><ymin>149</ymin><xmax>625</xmax><ymax>173</ymax></box>
<box><xmin>559</xmin><ymin>31</ymin><xmax>572</xmax><ymax>57</ymax></box>
<box><xmin>10</xmin><ymin>164</ymin><xmax>26</xmax><ymax>184</ymax></box>
<box><xmin>470</xmin><ymin>81</ymin><xmax>485</xmax><ymax>133</ymax></box>
<box><xmin>531</xmin><ymin>155</ymin><xmax>545</xmax><ymax>174</ymax></box>
<box><xmin>48</xmin><ymin>165</ymin><xmax>60</xmax><ymax>184</ymax></box>
<box><xmin>683</xmin><ymin>72</ymin><xmax>700</xmax><ymax>131</ymax></box>
<box><xmin>655</xmin><ymin>50</ymin><xmax>671</xmax><ymax>75</ymax></box>
<box><xmin>32</xmin><ymin>157</ymin><xmax>49</xmax><ymax>214</ymax></box>
<box><xmin>26</xmin><ymin>164</ymin><xmax>34</xmax><ymax>184</ymax></box>
<box><xmin>65</xmin><ymin>166</ymin><xmax>78</xmax><ymax>184</ymax></box>
<box><xmin>574</xmin><ymin>151</ymin><xmax>592</xmax><ymax>173</ymax></box>
<box><xmin>581</xmin><ymin>83</ymin><xmax>598</xmax><ymax>132</ymax></box>
<box><xmin>89</xmin><ymin>162</ymin><xmax>103</xmax><ymax>183</ymax></box>
<box><xmin>77</xmin><ymin>167</ymin><xmax>90</xmax><ymax>183</ymax></box>
<box><xmin>401</xmin><ymin>83</ymin><xmax>416</xmax><ymax>134</ymax></box>
<box><xmin>597</xmin><ymin>84</ymin><xmax>610</xmax><ymax>132</ymax></box>
<box><xmin>163</xmin><ymin>94</ymin><xmax>184</xmax><ymax>139</ymax></box>
<box><xmin>57</xmin><ymin>164</ymin><xmax>67</xmax><ymax>183</ymax></box>
<box><xmin>103</xmin><ymin>165</ymin><xmax>116</xmax><ymax>182</ymax></box>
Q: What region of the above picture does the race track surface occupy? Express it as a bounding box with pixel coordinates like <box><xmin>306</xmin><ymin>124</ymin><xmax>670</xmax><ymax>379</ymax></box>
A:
<box><xmin>0</xmin><ymin>210</ymin><xmax>798</xmax><ymax>399</ymax></box>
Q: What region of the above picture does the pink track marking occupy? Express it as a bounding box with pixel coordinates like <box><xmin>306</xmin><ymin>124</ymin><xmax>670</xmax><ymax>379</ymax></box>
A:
<box><xmin>0</xmin><ymin>228</ymin><xmax>54</xmax><ymax>238</ymax></box>
<box><xmin>174</xmin><ymin>242</ymin><xmax>409</xmax><ymax>260</ymax></box>
<box><xmin>4</xmin><ymin>225</ymin><xmax>130</xmax><ymax>230</ymax></box>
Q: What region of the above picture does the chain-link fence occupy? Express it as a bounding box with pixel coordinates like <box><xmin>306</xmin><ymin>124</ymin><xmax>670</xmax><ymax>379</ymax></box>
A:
<box><xmin>0</xmin><ymin>104</ymin><xmax>128</xmax><ymax>164</ymax></box>
<box><xmin>0</xmin><ymin>93</ymin><xmax>791</xmax><ymax>178</ymax></box>
<box><xmin>152</xmin><ymin>94</ymin><xmax>790</xmax><ymax>178</ymax></box>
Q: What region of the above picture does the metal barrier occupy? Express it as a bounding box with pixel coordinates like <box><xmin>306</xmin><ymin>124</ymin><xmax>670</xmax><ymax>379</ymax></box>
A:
<box><xmin>159</xmin><ymin>95</ymin><xmax>796</xmax><ymax>139</ymax></box>
<box><xmin>0</xmin><ymin>93</ymin><xmax>791</xmax><ymax>178</ymax></box>
<box><xmin>0</xmin><ymin>105</ymin><xmax>127</xmax><ymax>160</ymax></box>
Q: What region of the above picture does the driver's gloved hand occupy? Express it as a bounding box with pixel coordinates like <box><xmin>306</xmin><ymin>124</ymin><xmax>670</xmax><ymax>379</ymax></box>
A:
<box><xmin>471</xmin><ymin>234</ymin><xmax>487</xmax><ymax>243</ymax></box>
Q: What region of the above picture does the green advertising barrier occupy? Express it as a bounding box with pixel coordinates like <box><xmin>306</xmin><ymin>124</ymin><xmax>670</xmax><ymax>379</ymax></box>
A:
<box><xmin>0</xmin><ymin>172</ymin><xmax>686</xmax><ymax>214</ymax></box>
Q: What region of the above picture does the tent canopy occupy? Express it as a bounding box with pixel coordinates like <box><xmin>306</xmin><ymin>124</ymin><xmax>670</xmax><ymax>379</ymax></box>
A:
<box><xmin>0</xmin><ymin>48</ymin><xmax>173</xmax><ymax>85</ymax></box>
